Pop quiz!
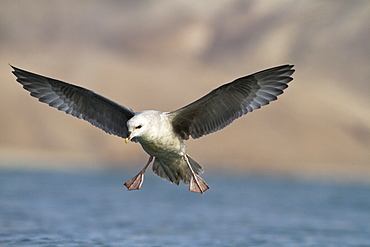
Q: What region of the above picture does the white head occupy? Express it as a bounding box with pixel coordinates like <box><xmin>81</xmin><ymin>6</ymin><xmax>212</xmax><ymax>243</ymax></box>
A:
<box><xmin>125</xmin><ymin>111</ymin><xmax>161</xmax><ymax>143</ymax></box>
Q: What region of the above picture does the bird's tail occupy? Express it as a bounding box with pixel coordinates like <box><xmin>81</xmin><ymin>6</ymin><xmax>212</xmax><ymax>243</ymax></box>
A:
<box><xmin>152</xmin><ymin>155</ymin><xmax>203</xmax><ymax>185</ymax></box>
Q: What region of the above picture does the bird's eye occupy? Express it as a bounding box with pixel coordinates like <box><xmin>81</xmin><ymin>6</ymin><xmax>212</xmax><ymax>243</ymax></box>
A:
<box><xmin>135</xmin><ymin>125</ymin><xmax>142</xmax><ymax>129</ymax></box>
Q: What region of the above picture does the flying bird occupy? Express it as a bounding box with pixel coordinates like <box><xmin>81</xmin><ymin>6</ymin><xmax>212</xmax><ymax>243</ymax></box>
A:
<box><xmin>11</xmin><ymin>64</ymin><xmax>294</xmax><ymax>194</ymax></box>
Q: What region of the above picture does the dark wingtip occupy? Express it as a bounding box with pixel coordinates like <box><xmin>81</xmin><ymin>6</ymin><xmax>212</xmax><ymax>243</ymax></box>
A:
<box><xmin>10</xmin><ymin>64</ymin><xmax>18</xmax><ymax>77</ymax></box>
<box><xmin>9</xmin><ymin>64</ymin><xmax>21</xmax><ymax>77</ymax></box>
<box><xmin>9</xmin><ymin>64</ymin><xmax>18</xmax><ymax>70</ymax></box>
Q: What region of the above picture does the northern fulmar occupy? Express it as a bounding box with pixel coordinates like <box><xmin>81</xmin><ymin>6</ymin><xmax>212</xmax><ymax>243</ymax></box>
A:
<box><xmin>11</xmin><ymin>64</ymin><xmax>295</xmax><ymax>194</ymax></box>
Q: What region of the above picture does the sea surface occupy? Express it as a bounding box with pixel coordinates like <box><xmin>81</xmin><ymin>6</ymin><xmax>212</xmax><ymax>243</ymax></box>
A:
<box><xmin>0</xmin><ymin>168</ymin><xmax>370</xmax><ymax>247</ymax></box>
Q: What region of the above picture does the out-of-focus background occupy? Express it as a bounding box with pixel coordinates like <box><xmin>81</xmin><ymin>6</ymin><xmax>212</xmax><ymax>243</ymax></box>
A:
<box><xmin>1</xmin><ymin>0</ymin><xmax>369</xmax><ymax>181</ymax></box>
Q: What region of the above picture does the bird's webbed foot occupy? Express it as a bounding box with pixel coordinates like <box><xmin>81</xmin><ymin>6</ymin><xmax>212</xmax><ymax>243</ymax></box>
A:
<box><xmin>183</xmin><ymin>155</ymin><xmax>210</xmax><ymax>194</ymax></box>
<box><xmin>124</xmin><ymin>173</ymin><xmax>145</xmax><ymax>190</ymax></box>
<box><xmin>124</xmin><ymin>156</ymin><xmax>153</xmax><ymax>191</ymax></box>
<box><xmin>189</xmin><ymin>173</ymin><xmax>210</xmax><ymax>194</ymax></box>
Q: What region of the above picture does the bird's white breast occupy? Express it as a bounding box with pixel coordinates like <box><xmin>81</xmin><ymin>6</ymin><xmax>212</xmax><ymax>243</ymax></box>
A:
<box><xmin>134</xmin><ymin>111</ymin><xmax>185</xmax><ymax>157</ymax></box>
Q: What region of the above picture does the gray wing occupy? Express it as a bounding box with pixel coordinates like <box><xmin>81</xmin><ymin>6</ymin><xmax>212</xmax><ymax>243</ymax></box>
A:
<box><xmin>169</xmin><ymin>64</ymin><xmax>295</xmax><ymax>140</ymax></box>
<box><xmin>11</xmin><ymin>65</ymin><xmax>135</xmax><ymax>139</ymax></box>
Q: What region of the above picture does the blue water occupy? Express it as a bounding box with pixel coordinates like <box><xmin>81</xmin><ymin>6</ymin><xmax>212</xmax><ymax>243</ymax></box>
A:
<box><xmin>1</xmin><ymin>168</ymin><xmax>370</xmax><ymax>247</ymax></box>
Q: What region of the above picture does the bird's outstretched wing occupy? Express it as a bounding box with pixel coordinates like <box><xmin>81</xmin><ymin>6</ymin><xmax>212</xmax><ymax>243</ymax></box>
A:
<box><xmin>11</xmin><ymin>65</ymin><xmax>135</xmax><ymax>139</ymax></box>
<box><xmin>169</xmin><ymin>64</ymin><xmax>295</xmax><ymax>140</ymax></box>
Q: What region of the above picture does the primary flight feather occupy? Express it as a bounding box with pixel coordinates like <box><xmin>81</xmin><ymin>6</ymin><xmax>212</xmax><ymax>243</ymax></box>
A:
<box><xmin>12</xmin><ymin>64</ymin><xmax>295</xmax><ymax>193</ymax></box>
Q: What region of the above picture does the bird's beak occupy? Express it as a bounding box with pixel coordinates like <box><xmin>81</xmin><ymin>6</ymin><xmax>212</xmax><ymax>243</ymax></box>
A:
<box><xmin>125</xmin><ymin>132</ymin><xmax>131</xmax><ymax>144</ymax></box>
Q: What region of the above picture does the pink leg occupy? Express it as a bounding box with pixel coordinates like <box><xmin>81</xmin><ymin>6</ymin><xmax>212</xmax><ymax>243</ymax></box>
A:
<box><xmin>183</xmin><ymin>155</ymin><xmax>210</xmax><ymax>194</ymax></box>
<box><xmin>124</xmin><ymin>156</ymin><xmax>154</xmax><ymax>191</ymax></box>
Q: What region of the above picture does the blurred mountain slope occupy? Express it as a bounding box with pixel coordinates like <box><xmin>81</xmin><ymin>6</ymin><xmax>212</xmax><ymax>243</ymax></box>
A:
<box><xmin>1</xmin><ymin>0</ymin><xmax>369</xmax><ymax>180</ymax></box>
